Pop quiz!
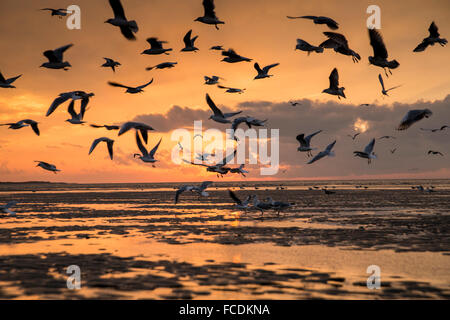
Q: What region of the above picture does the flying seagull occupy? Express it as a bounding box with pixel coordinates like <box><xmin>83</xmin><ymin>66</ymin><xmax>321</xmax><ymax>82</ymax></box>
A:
<box><xmin>175</xmin><ymin>181</ymin><xmax>213</xmax><ymax>204</ymax></box>
<box><xmin>414</xmin><ymin>22</ymin><xmax>447</xmax><ymax>52</ymax></box>
<box><xmin>66</xmin><ymin>100</ymin><xmax>86</xmax><ymax>125</ymax></box>
<box><xmin>397</xmin><ymin>109</ymin><xmax>432</xmax><ymax>130</ymax></box>
<box><xmin>307</xmin><ymin>140</ymin><xmax>336</xmax><ymax>164</ymax></box>
<box><xmin>210</xmin><ymin>45</ymin><xmax>224</xmax><ymax>51</ymax></box>
<box><xmin>230</xmin><ymin>117</ymin><xmax>267</xmax><ymax>140</ymax></box>
<box><xmin>251</xmin><ymin>195</ymin><xmax>274</xmax><ymax>216</ymax></box>
<box><xmin>0</xmin><ymin>71</ymin><xmax>22</xmax><ymax>88</ymax></box>
<box><xmin>428</xmin><ymin>150</ymin><xmax>444</xmax><ymax>156</ymax></box>
<box><xmin>206</xmin><ymin>93</ymin><xmax>242</xmax><ymax>123</ymax></box>
<box><xmin>46</xmin><ymin>91</ymin><xmax>94</xmax><ymax>117</ymax></box>
<box><xmin>290</xmin><ymin>101</ymin><xmax>301</xmax><ymax>106</ymax></box>
<box><xmin>101</xmin><ymin>58</ymin><xmax>121</xmax><ymax>72</ymax></box>
<box><xmin>89</xmin><ymin>137</ymin><xmax>115</xmax><ymax>160</ymax></box>
<box><xmin>320</xmin><ymin>32</ymin><xmax>361</xmax><ymax>63</ymax></box>
<box><xmin>181</xmin><ymin>30</ymin><xmax>199</xmax><ymax>52</ymax></box>
<box><xmin>0</xmin><ymin>201</ymin><xmax>17</xmax><ymax>216</ymax></box>
<box><xmin>195</xmin><ymin>0</ymin><xmax>224</xmax><ymax>30</ymax></box>
<box><xmin>296</xmin><ymin>130</ymin><xmax>322</xmax><ymax>157</ymax></box>
<box><xmin>118</xmin><ymin>122</ymin><xmax>155</xmax><ymax>144</ymax></box>
<box><xmin>322</xmin><ymin>68</ymin><xmax>346</xmax><ymax>99</ymax></box>
<box><xmin>90</xmin><ymin>124</ymin><xmax>120</xmax><ymax>131</ymax></box>
<box><xmin>229</xmin><ymin>164</ymin><xmax>249</xmax><ymax>177</ymax></box>
<box><xmin>348</xmin><ymin>133</ymin><xmax>360</xmax><ymax>140</ymax></box>
<box><xmin>108</xmin><ymin>79</ymin><xmax>153</xmax><ymax>93</ymax></box>
<box><xmin>40</xmin><ymin>44</ymin><xmax>73</xmax><ymax>70</ymax></box>
<box><xmin>295</xmin><ymin>39</ymin><xmax>323</xmax><ymax>54</ymax></box>
<box><xmin>378</xmin><ymin>74</ymin><xmax>401</xmax><ymax>96</ymax></box>
<box><xmin>204</xmin><ymin>75</ymin><xmax>222</xmax><ymax>85</ymax></box>
<box><xmin>287</xmin><ymin>15</ymin><xmax>339</xmax><ymax>30</ymax></box>
<box><xmin>253</xmin><ymin>62</ymin><xmax>279</xmax><ymax>80</ymax></box>
<box><xmin>368</xmin><ymin>28</ymin><xmax>399</xmax><ymax>76</ymax></box>
<box><xmin>134</xmin><ymin>133</ymin><xmax>162</xmax><ymax>164</ymax></box>
<box><xmin>105</xmin><ymin>0</ymin><xmax>138</xmax><ymax>40</ymax></box>
<box><xmin>217</xmin><ymin>85</ymin><xmax>246</xmax><ymax>94</ymax></box>
<box><xmin>41</xmin><ymin>8</ymin><xmax>68</xmax><ymax>18</ymax></box>
<box><xmin>183</xmin><ymin>150</ymin><xmax>237</xmax><ymax>177</ymax></box>
<box><xmin>221</xmin><ymin>49</ymin><xmax>252</xmax><ymax>63</ymax></box>
<box><xmin>354</xmin><ymin>138</ymin><xmax>377</xmax><ymax>164</ymax></box>
<box><xmin>35</xmin><ymin>161</ymin><xmax>60</xmax><ymax>174</ymax></box>
<box><xmin>142</xmin><ymin>38</ymin><xmax>172</xmax><ymax>55</ymax></box>
<box><xmin>228</xmin><ymin>189</ymin><xmax>251</xmax><ymax>210</ymax></box>
<box><xmin>379</xmin><ymin>135</ymin><xmax>396</xmax><ymax>140</ymax></box>
<box><xmin>0</xmin><ymin>119</ymin><xmax>40</xmax><ymax>136</ymax></box>
<box><xmin>146</xmin><ymin>62</ymin><xmax>177</xmax><ymax>71</ymax></box>
<box><xmin>420</xmin><ymin>125</ymin><xmax>448</xmax><ymax>133</ymax></box>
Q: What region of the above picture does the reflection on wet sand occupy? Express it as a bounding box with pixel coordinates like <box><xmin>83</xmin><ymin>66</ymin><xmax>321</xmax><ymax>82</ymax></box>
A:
<box><xmin>0</xmin><ymin>180</ymin><xmax>449</xmax><ymax>299</ymax></box>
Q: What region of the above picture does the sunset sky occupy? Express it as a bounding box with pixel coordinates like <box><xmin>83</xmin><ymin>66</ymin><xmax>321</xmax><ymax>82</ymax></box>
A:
<box><xmin>0</xmin><ymin>0</ymin><xmax>449</xmax><ymax>183</ymax></box>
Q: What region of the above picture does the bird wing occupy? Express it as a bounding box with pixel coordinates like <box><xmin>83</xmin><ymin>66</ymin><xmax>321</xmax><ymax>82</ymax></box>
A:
<box><xmin>221</xmin><ymin>49</ymin><xmax>239</xmax><ymax>59</ymax></box>
<box><xmin>0</xmin><ymin>71</ymin><xmax>5</xmax><ymax>83</ymax></box>
<box><xmin>413</xmin><ymin>41</ymin><xmax>429</xmax><ymax>52</ymax></box>
<box><xmin>89</xmin><ymin>138</ymin><xmax>105</xmax><ymax>155</ymax></box>
<box><xmin>137</xmin><ymin>79</ymin><xmax>154</xmax><ymax>89</ymax></box>
<box><xmin>5</xmin><ymin>74</ymin><xmax>22</xmax><ymax>84</ymax></box>
<box><xmin>386</xmin><ymin>85</ymin><xmax>402</xmax><ymax>92</ymax></box>
<box><xmin>223</xmin><ymin>110</ymin><xmax>242</xmax><ymax>118</ymax></box>
<box><xmin>219</xmin><ymin>149</ymin><xmax>237</xmax><ymax>165</ymax></box>
<box><xmin>23</xmin><ymin>120</ymin><xmax>40</xmax><ymax>136</ymax></box>
<box><xmin>429</xmin><ymin>21</ymin><xmax>440</xmax><ymax>38</ymax></box>
<box><xmin>203</xmin><ymin>0</ymin><xmax>217</xmax><ymax>18</ymax></box>
<box><xmin>120</xmin><ymin>26</ymin><xmax>136</xmax><ymax>40</ymax></box>
<box><xmin>43</xmin><ymin>50</ymin><xmax>59</xmax><ymax>63</ymax></box>
<box><xmin>108</xmin><ymin>81</ymin><xmax>132</xmax><ymax>89</ymax></box>
<box><xmin>319</xmin><ymin>38</ymin><xmax>338</xmax><ymax>48</ymax></box>
<box><xmin>262</xmin><ymin>63</ymin><xmax>279</xmax><ymax>73</ymax></box>
<box><xmin>329</xmin><ymin>68</ymin><xmax>339</xmax><ymax>89</ymax></box>
<box><xmin>199</xmin><ymin>181</ymin><xmax>213</xmax><ymax>190</ymax></box>
<box><xmin>364</xmin><ymin>139</ymin><xmax>375</xmax><ymax>154</ymax></box>
<box><xmin>67</xmin><ymin>100</ymin><xmax>78</xmax><ymax>119</ymax></box>
<box><xmin>307</xmin><ymin>151</ymin><xmax>326</xmax><ymax>164</ymax></box>
<box><xmin>323</xmin><ymin>32</ymin><xmax>348</xmax><ymax>47</ymax></box>
<box><xmin>254</xmin><ymin>62</ymin><xmax>263</xmax><ymax>74</ymax></box>
<box><xmin>109</xmin><ymin>0</ymin><xmax>127</xmax><ymax>19</ymax></box>
<box><xmin>183</xmin><ymin>30</ymin><xmax>193</xmax><ymax>47</ymax></box>
<box><xmin>206</xmin><ymin>94</ymin><xmax>224</xmax><ymax>117</ymax></box>
<box><xmin>174</xmin><ymin>186</ymin><xmax>188</xmax><ymax>204</ymax></box>
<box><xmin>107</xmin><ymin>140</ymin><xmax>114</xmax><ymax>160</ymax></box>
<box><xmin>305</xmin><ymin>130</ymin><xmax>322</xmax><ymax>143</ymax></box>
<box><xmin>378</xmin><ymin>74</ymin><xmax>386</xmax><ymax>91</ymax></box>
<box><xmin>325</xmin><ymin>140</ymin><xmax>337</xmax><ymax>152</ymax></box>
<box><xmin>368</xmin><ymin>29</ymin><xmax>388</xmax><ymax>59</ymax></box>
<box><xmin>80</xmin><ymin>97</ymin><xmax>91</xmax><ymax>120</ymax></box>
<box><xmin>118</xmin><ymin>122</ymin><xmax>135</xmax><ymax>136</ymax></box>
<box><xmin>228</xmin><ymin>189</ymin><xmax>242</xmax><ymax>205</ymax></box>
<box><xmin>146</xmin><ymin>37</ymin><xmax>163</xmax><ymax>49</ymax></box>
<box><xmin>47</xmin><ymin>93</ymin><xmax>71</xmax><ymax>116</ymax></box>
<box><xmin>296</xmin><ymin>134</ymin><xmax>306</xmax><ymax>146</ymax></box>
<box><xmin>53</xmin><ymin>44</ymin><xmax>73</xmax><ymax>61</ymax></box>
<box><xmin>135</xmin><ymin>131</ymin><xmax>148</xmax><ymax>156</ymax></box>
<box><xmin>319</xmin><ymin>17</ymin><xmax>339</xmax><ymax>30</ymax></box>
<box><xmin>149</xmin><ymin>138</ymin><xmax>162</xmax><ymax>158</ymax></box>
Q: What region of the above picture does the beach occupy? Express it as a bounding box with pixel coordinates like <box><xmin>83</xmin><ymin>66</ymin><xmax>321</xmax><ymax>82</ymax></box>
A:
<box><xmin>0</xmin><ymin>179</ymin><xmax>449</xmax><ymax>299</ymax></box>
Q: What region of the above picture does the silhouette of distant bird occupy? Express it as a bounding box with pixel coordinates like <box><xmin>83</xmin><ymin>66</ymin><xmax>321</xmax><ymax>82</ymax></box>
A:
<box><xmin>307</xmin><ymin>141</ymin><xmax>336</xmax><ymax>164</ymax></box>
<box><xmin>287</xmin><ymin>15</ymin><xmax>339</xmax><ymax>30</ymax></box>
<box><xmin>390</xmin><ymin>148</ymin><xmax>397</xmax><ymax>154</ymax></box>
<box><xmin>204</xmin><ymin>75</ymin><xmax>222</xmax><ymax>85</ymax></box>
<box><xmin>295</xmin><ymin>39</ymin><xmax>323</xmax><ymax>54</ymax></box>
<box><xmin>210</xmin><ymin>45</ymin><xmax>223</xmax><ymax>51</ymax></box>
<box><xmin>41</xmin><ymin>8</ymin><xmax>68</xmax><ymax>18</ymax></box>
<box><xmin>195</xmin><ymin>0</ymin><xmax>224</xmax><ymax>30</ymax></box>
<box><xmin>89</xmin><ymin>137</ymin><xmax>115</xmax><ymax>160</ymax></box>
<box><xmin>378</xmin><ymin>74</ymin><xmax>401</xmax><ymax>96</ymax></box>
<box><xmin>354</xmin><ymin>138</ymin><xmax>377</xmax><ymax>164</ymax></box>
<box><xmin>348</xmin><ymin>133</ymin><xmax>360</xmax><ymax>140</ymax></box>
<box><xmin>102</xmin><ymin>58</ymin><xmax>121</xmax><ymax>72</ymax></box>
<box><xmin>105</xmin><ymin>0</ymin><xmax>138</xmax><ymax>40</ymax></box>
<box><xmin>218</xmin><ymin>85</ymin><xmax>246</xmax><ymax>94</ymax></box>
<box><xmin>397</xmin><ymin>109</ymin><xmax>432</xmax><ymax>130</ymax></box>
<box><xmin>414</xmin><ymin>22</ymin><xmax>447</xmax><ymax>52</ymax></box>
<box><xmin>368</xmin><ymin>29</ymin><xmax>399</xmax><ymax>76</ymax></box>
<box><xmin>108</xmin><ymin>79</ymin><xmax>153</xmax><ymax>93</ymax></box>
<box><xmin>181</xmin><ymin>30</ymin><xmax>199</xmax><ymax>52</ymax></box>
<box><xmin>142</xmin><ymin>38</ymin><xmax>172</xmax><ymax>55</ymax></box>
<box><xmin>428</xmin><ymin>150</ymin><xmax>443</xmax><ymax>156</ymax></box>
<box><xmin>420</xmin><ymin>125</ymin><xmax>448</xmax><ymax>132</ymax></box>
<box><xmin>35</xmin><ymin>161</ymin><xmax>60</xmax><ymax>174</ymax></box>
<box><xmin>322</xmin><ymin>68</ymin><xmax>346</xmax><ymax>99</ymax></box>
<box><xmin>1</xmin><ymin>119</ymin><xmax>40</xmax><ymax>136</ymax></box>
<box><xmin>146</xmin><ymin>62</ymin><xmax>177</xmax><ymax>71</ymax></box>
<box><xmin>221</xmin><ymin>49</ymin><xmax>252</xmax><ymax>63</ymax></box>
<box><xmin>320</xmin><ymin>32</ymin><xmax>360</xmax><ymax>63</ymax></box>
<box><xmin>90</xmin><ymin>124</ymin><xmax>120</xmax><ymax>131</ymax></box>
<box><xmin>0</xmin><ymin>71</ymin><xmax>21</xmax><ymax>88</ymax></box>
<box><xmin>253</xmin><ymin>62</ymin><xmax>279</xmax><ymax>79</ymax></box>
<box><xmin>41</xmin><ymin>44</ymin><xmax>73</xmax><ymax>70</ymax></box>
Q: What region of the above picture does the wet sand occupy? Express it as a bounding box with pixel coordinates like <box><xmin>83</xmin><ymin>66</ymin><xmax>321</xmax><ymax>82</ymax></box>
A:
<box><xmin>0</xmin><ymin>180</ymin><xmax>449</xmax><ymax>299</ymax></box>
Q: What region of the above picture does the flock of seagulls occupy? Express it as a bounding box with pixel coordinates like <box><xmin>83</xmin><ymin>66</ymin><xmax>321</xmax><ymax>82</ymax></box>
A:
<box><xmin>1</xmin><ymin>0</ymin><xmax>448</xmax><ymax>216</ymax></box>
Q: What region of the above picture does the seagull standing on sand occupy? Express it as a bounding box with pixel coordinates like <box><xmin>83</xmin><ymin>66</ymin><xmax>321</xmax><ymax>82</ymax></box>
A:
<box><xmin>108</xmin><ymin>79</ymin><xmax>153</xmax><ymax>93</ymax></box>
<box><xmin>221</xmin><ymin>49</ymin><xmax>252</xmax><ymax>63</ymax></box>
<box><xmin>89</xmin><ymin>138</ymin><xmax>115</xmax><ymax>160</ymax></box>
<box><xmin>414</xmin><ymin>22</ymin><xmax>447</xmax><ymax>52</ymax></box>
<box><xmin>295</xmin><ymin>39</ymin><xmax>323</xmax><ymax>54</ymax></box>
<box><xmin>102</xmin><ymin>58</ymin><xmax>121</xmax><ymax>72</ymax></box>
<box><xmin>0</xmin><ymin>202</ymin><xmax>17</xmax><ymax>216</ymax></box>
<box><xmin>46</xmin><ymin>91</ymin><xmax>94</xmax><ymax>117</ymax></box>
<box><xmin>105</xmin><ymin>0</ymin><xmax>138</xmax><ymax>40</ymax></box>
<box><xmin>320</xmin><ymin>32</ymin><xmax>361</xmax><ymax>63</ymax></box>
<box><xmin>307</xmin><ymin>141</ymin><xmax>336</xmax><ymax>164</ymax></box>
<box><xmin>142</xmin><ymin>38</ymin><xmax>172</xmax><ymax>55</ymax></box>
<box><xmin>354</xmin><ymin>138</ymin><xmax>377</xmax><ymax>164</ymax></box>
<box><xmin>206</xmin><ymin>94</ymin><xmax>242</xmax><ymax>123</ymax></box>
<box><xmin>397</xmin><ymin>109</ymin><xmax>433</xmax><ymax>130</ymax></box>
<box><xmin>265</xmin><ymin>197</ymin><xmax>293</xmax><ymax>215</ymax></box>
<box><xmin>195</xmin><ymin>0</ymin><xmax>224</xmax><ymax>30</ymax></box>
<box><xmin>251</xmin><ymin>195</ymin><xmax>273</xmax><ymax>216</ymax></box>
<box><xmin>35</xmin><ymin>161</ymin><xmax>60</xmax><ymax>173</ymax></box>
<box><xmin>322</xmin><ymin>68</ymin><xmax>346</xmax><ymax>99</ymax></box>
<box><xmin>118</xmin><ymin>122</ymin><xmax>155</xmax><ymax>143</ymax></box>
<box><xmin>287</xmin><ymin>15</ymin><xmax>339</xmax><ymax>30</ymax></box>
<box><xmin>228</xmin><ymin>190</ymin><xmax>251</xmax><ymax>210</ymax></box>
<box><xmin>253</xmin><ymin>62</ymin><xmax>279</xmax><ymax>80</ymax></box>
<box><xmin>40</xmin><ymin>44</ymin><xmax>73</xmax><ymax>70</ymax></box>
<box><xmin>146</xmin><ymin>62</ymin><xmax>177</xmax><ymax>71</ymax></box>
<box><xmin>1</xmin><ymin>120</ymin><xmax>40</xmax><ymax>136</ymax></box>
<box><xmin>296</xmin><ymin>130</ymin><xmax>322</xmax><ymax>157</ymax></box>
<box><xmin>378</xmin><ymin>74</ymin><xmax>401</xmax><ymax>96</ymax></box>
<box><xmin>181</xmin><ymin>30</ymin><xmax>199</xmax><ymax>52</ymax></box>
<box><xmin>134</xmin><ymin>133</ymin><xmax>162</xmax><ymax>164</ymax></box>
<box><xmin>175</xmin><ymin>181</ymin><xmax>213</xmax><ymax>204</ymax></box>
<box><xmin>0</xmin><ymin>71</ymin><xmax>21</xmax><ymax>88</ymax></box>
<box><xmin>368</xmin><ymin>29</ymin><xmax>399</xmax><ymax>76</ymax></box>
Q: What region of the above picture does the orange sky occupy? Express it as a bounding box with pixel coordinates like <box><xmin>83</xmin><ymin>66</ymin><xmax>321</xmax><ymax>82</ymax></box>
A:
<box><xmin>0</xmin><ymin>0</ymin><xmax>449</xmax><ymax>183</ymax></box>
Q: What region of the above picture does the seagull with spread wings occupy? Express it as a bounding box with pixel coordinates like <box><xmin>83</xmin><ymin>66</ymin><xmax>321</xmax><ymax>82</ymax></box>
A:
<box><xmin>35</xmin><ymin>161</ymin><xmax>61</xmax><ymax>174</ymax></box>
<box><xmin>0</xmin><ymin>120</ymin><xmax>40</xmax><ymax>136</ymax></box>
<box><xmin>428</xmin><ymin>150</ymin><xmax>444</xmax><ymax>156</ymax></box>
<box><xmin>296</xmin><ymin>130</ymin><xmax>322</xmax><ymax>157</ymax></box>
<box><xmin>320</xmin><ymin>32</ymin><xmax>361</xmax><ymax>63</ymax></box>
<box><xmin>287</xmin><ymin>15</ymin><xmax>339</xmax><ymax>30</ymax></box>
<box><xmin>46</xmin><ymin>91</ymin><xmax>94</xmax><ymax>117</ymax></box>
<box><xmin>108</xmin><ymin>79</ymin><xmax>153</xmax><ymax>93</ymax></box>
<box><xmin>368</xmin><ymin>29</ymin><xmax>399</xmax><ymax>76</ymax></box>
<box><xmin>414</xmin><ymin>22</ymin><xmax>447</xmax><ymax>52</ymax></box>
<box><xmin>253</xmin><ymin>62</ymin><xmax>279</xmax><ymax>80</ymax></box>
<box><xmin>175</xmin><ymin>181</ymin><xmax>213</xmax><ymax>204</ymax></box>
<box><xmin>89</xmin><ymin>138</ymin><xmax>115</xmax><ymax>160</ymax></box>
<box><xmin>146</xmin><ymin>62</ymin><xmax>177</xmax><ymax>71</ymax></box>
<box><xmin>40</xmin><ymin>44</ymin><xmax>73</xmax><ymax>70</ymax></box>
<box><xmin>322</xmin><ymin>68</ymin><xmax>346</xmax><ymax>99</ymax></box>
<box><xmin>295</xmin><ymin>39</ymin><xmax>324</xmax><ymax>54</ymax></box>
<box><xmin>134</xmin><ymin>133</ymin><xmax>162</xmax><ymax>164</ymax></box>
<box><xmin>118</xmin><ymin>122</ymin><xmax>155</xmax><ymax>144</ymax></box>
<box><xmin>348</xmin><ymin>133</ymin><xmax>360</xmax><ymax>140</ymax></box>
<box><xmin>397</xmin><ymin>109</ymin><xmax>432</xmax><ymax>130</ymax></box>
<box><xmin>221</xmin><ymin>49</ymin><xmax>252</xmax><ymax>63</ymax></box>
<box><xmin>354</xmin><ymin>139</ymin><xmax>377</xmax><ymax>164</ymax></box>
<box><xmin>41</xmin><ymin>8</ymin><xmax>68</xmax><ymax>18</ymax></box>
<box><xmin>105</xmin><ymin>0</ymin><xmax>138</xmax><ymax>40</ymax></box>
<box><xmin>228</xmin><ymin>190</ymin><xmax>251</xmax><ymax>210</ymax></box>
<box><xmin>378</xmin><ymin>74</ymin><xmax>402</xmax><ymax>96</ymax></box>
<box><xmin>206</xmin><ymin>94</ymin><xmax>242</xmax><ymax>124</ymax></box>
<box><xmin>0</xmin><ymin>71</ymin><xmax>21</xmax><ymax>88</ymax></box>
<box><xmin>307</xmin><ymin>141</ymin><xmax>336</xmax><ymax>164</ymax></box>
<box><xmin>142</xmin><ymin>38</ymin><xmax>172</xmax><ymax>55</ymax></box>
<box><xmin>101</xmin><ymin>58</ymin><xmax>121</xmax><ymax>72</ymax></box>
<box><xmin>195</xmin><ymin>0</ymin><xmax>224</xmax><ymax>30</ymax></box>
<box><xmin>181</xmin><ymin>30</ymin><xmax>199</xmax><ymax>52</ymax></box>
